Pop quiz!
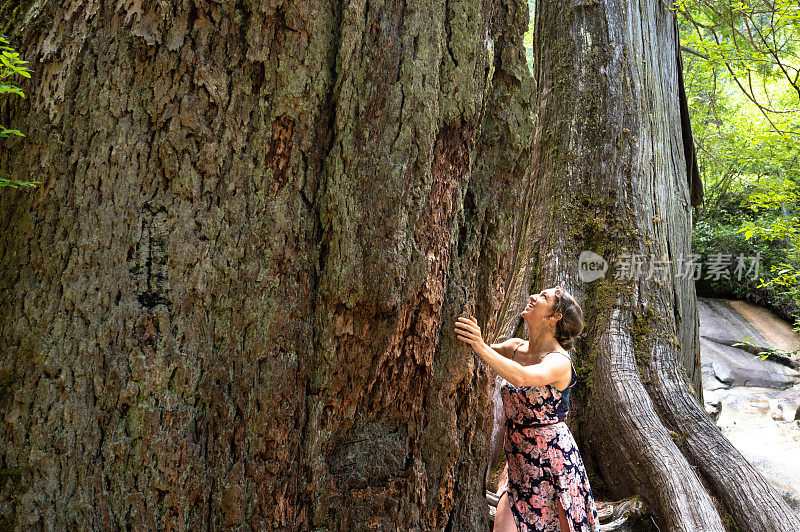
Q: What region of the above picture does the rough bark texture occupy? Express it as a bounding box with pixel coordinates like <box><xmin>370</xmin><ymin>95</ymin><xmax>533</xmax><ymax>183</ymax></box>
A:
<box><xmin>491</xmin><ymin>0</ymin><xmax>800</xmax><ymax>530</ymax></box>
<box><xmin>0</xmin><ymin>0</ymin><xmax>533</xmax><ymax>529</ymax></box>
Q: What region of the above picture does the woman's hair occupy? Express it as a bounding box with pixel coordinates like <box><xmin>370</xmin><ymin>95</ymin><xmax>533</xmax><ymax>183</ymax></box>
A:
<box><xmin>548</xmin><ymin>285</ymin><xmax>584</xmax><ymax>350</ymax></box>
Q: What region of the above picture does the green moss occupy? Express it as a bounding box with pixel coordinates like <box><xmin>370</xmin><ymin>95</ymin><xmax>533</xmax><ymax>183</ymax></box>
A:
<box><xmin>576</xmin><ymin>277</ymin><xmax>623</xmax><ymax>402</ymax></box>
<box><xmin>0</xmin><ymin>370</ymin><xmax>16</xmax><ymax>397</ymax></box>
<box><xmin>16</xmin><ymin>329</ymin><xmax>41</xmax><ymax>364</ymax></box>
<box><xmin>706</xmin><ymin>492</ymin><xmax>743</xmax><ymax>532</ymax></box>
<box><xmin>0</xmin><ymin>0</ymin><xmax>51</xmax><ymax>39</ymax></box>
<box><xmin>586</xmin><ymin>470</ymin><xmax>607</xmax><ymax>495</ymax></box>
<box><xmin>0</xmin><ymin>468</ymin><xmax>20</xmax><ymax>484</ymax></box>
<box><xmin>621</xmin><ymin>494</ymin><xmax>640</xmax><ymax>503</ymax></box>
<box><xmin>575</xmin><ymin>357</ymin><xmax>595</xmax><ymax>398</ymax></box>
<box><xmin>0</xmin><ymin>3</ymin><xmax>20</xmax><ymax>35</ymax></box>
<box><xmin>126</xmin><ymin>405</ymin><xmax>144</xmax><ymax>436</ymax></box>
<box><xmin>0</xmin><ymin>514</ymin><xmax>14</xmax><ymax>532</ymax></box>
<box><xmin>722</xmin><ymin>509</ymin><xmax>742</xmax><ymax>532</ymax></box>
<box><xmin>632</xmin><ymin>305</ymin><xmax>654</xmax><ymax>375</ymax></box>
<box><xmin>580</xmin><ymin>217</ymin><xmax>602</xmax><ymax>242</ymax></box>
<box><xmin>569</xmin><ymin>192</ymin><xmax>636</xmax><ymax>260</ymax></box>
<box><xmin>0</xmin><ymin>467</ymin><xmax>24</xmax><ymax>532</ymax></box>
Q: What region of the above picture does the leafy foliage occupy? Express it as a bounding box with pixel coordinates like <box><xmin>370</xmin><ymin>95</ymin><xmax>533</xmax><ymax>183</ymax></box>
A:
<box><xmin>733</xmin><ymin>336</ymin><xmax>800</xmax><ymax>360</ymax></box>
<box><xmin>524</xmin><ymin>0</ymin><xmax>535</xmax><ymax>74</ymax></box>
<box><xmin>676</xmin><ymin>1</ymin><xmax>800</xmax><ymax>331</ymax></box>
<box><xmin>0</xmin><ymin>35</ymin><xmax>38</xmax><ymax>189</ymax></box>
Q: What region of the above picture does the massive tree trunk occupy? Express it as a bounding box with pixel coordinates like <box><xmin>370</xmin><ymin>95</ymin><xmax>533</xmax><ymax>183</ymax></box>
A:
<box><xmin>489</xmin><ymin>0</ymin><xmax>800</xmax><ymax>530</ymax></box>
<box><xmin>0</xmin><ymin>0</ymin><xmax>532</xmax><ymax>528</ymax></box>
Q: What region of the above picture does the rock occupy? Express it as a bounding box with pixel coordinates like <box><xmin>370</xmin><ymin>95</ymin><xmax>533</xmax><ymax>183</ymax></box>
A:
<box><xmin>704</xmin><ymin>399</ymin><xmax>721</xmax><ymax>422</ymax></box>
<box><xmin>711</xmin><ymin>385</ymin><xmax>800</xmax><ymax>510</ymax></box>
<box><xmin>701</xmin><ymin>356</ymin><xmax>730</xmax><ymax>391</ymax></box>
<box><xmin>699</xmin><ymin>299</ymin><xmax>799</xmax><ymax>389</ymax></box>
<box><xmin>767</xmin><ymin>395</ymin><xmax>800</xmax><ymax>422</ymax></box>
<box><xmin>710</xmin><ymin>358</ymin><xmax>734</xmax><ymax>386</ymax></box>
<box><xmin>700</xmin><ymin>298</ymin><xmax>800</xmax><ymax>515</ymax></box>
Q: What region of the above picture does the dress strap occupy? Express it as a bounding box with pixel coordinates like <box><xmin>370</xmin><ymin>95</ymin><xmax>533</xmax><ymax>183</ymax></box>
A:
<box><xmin>511</xmin><ymin>341</ymin><xmax>525</xmax><ymax>360</ymax></box>
<box><xmin>540</xmin><ymin>351</ymin><xmax>571</xmax><ymax>362</ymax></box>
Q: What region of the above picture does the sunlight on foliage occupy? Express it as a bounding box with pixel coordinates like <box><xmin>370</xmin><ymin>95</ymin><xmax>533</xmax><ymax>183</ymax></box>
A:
<box><xmin>676</xmin><ymin>0</ymin><xmax>800</xmax><ymax>331</ymax></box>
<box><xmin>523</xmin><ymin>0</ymin><xmax>535</xmax><ymax>75</ymax></box>
<box><xmin>733</xmin><ymin>336</ymin><xmax>800</xmax><ymax>360</ymax></box>
<box><xmin>523</xmin><ymin>23</ymin><xmax>534</xmax><ymax>74</ymax></box>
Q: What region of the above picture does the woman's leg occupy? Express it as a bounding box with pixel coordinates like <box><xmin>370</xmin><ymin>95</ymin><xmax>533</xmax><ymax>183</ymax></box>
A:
<box><xmin>494</xmin><ymin>491</ymin><xmax>519</xmax><ymax>532</ymax></box>
<box><xmin>556</xmin><ymin>495</ymin><xmax>570</xmax><ymax>532</ymax></box>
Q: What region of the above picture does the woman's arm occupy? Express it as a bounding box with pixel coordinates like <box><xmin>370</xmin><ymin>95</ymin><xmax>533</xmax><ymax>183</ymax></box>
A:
<box><xmin>455</xmin><ymin>317</ymin><xmax>567</xmax><ymax>387</ymax></box>
<box><xmin>474</xmin><ymin>343</ymin><xmax>567</xmax><ymax>387</ymax></box>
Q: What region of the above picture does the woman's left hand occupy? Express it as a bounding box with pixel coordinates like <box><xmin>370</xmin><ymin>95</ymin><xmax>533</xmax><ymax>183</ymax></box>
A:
<box><xmin>454</xmin><ymin>316</ymin><xmax>487</xmax><ymax>351</ymax></box>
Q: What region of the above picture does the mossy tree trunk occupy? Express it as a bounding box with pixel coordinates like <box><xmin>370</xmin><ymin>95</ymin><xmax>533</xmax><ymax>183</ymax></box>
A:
<box><xmin>489</xmin><ymin>0</ymin><xmax>800</xmax><ymax>530</ymax></box>
<box><xmin>0</xmin><ymin>0</ymin><xmax>533</xmax><ymax>529</ymax></box>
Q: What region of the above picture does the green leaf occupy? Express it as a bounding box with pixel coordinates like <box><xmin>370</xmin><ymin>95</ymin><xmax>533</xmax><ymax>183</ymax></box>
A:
<box><xmin>0</xmin><ymin>126</ymin><xmax>25</xmax><ymax>137</ymax></box>
<box><xmin>0</xmin><ymin>84</ymin><xmax>26</xmax><ymax>97</ymax></box>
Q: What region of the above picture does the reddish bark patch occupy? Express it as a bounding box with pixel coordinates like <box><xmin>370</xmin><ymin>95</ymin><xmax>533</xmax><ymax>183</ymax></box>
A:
<box><xmin>415</xmin><ymin>122</ymin><xmax>473</xmax><ymax>252</ymax></box>
<box><xmin>267</xmin><ymin>115</ymin><xmax>294</xmax><ymax>194</ymax></box>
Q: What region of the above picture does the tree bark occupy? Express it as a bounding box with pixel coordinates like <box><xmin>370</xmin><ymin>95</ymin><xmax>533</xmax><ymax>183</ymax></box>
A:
<box><xmin>0</xmin><ymin>0</ymin><xmax>532</xmax><ymax>529</ymax></box>
<box><xmin>490</xmin><ymin>0</ymin><xmax>800</xmax><ymax>530</ymax></box>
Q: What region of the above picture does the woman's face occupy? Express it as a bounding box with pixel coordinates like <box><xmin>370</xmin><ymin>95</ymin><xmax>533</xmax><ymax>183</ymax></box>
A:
<box><xmin>521</xmin><ymin>287</ymin><xmax>559</xmax><ymax>322</ymax></box>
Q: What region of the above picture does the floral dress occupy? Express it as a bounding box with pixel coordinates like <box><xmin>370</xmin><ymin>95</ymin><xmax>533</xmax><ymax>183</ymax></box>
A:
<box><xmin>499</xmin><ymin>350</ymin><xmax>599</xmax><ymax>532</ymax></box>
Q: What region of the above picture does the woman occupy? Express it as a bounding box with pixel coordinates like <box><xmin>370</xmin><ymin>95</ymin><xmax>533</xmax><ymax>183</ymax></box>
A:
<box><xmin>454</xmin><ymin>286</ymin><xmax>599</xmax><ymax>532</ymax></box>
